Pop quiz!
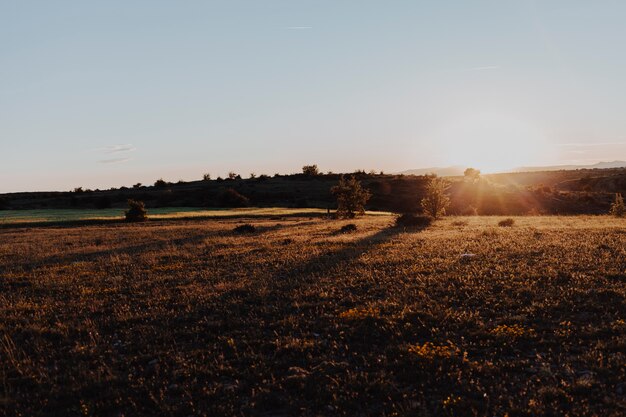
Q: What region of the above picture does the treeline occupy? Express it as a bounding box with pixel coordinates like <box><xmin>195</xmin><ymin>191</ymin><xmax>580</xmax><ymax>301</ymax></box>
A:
<box><xmin>2</xmin><ymin>166</ymin><xmax>626</xmax><ymax>215</ymax></box>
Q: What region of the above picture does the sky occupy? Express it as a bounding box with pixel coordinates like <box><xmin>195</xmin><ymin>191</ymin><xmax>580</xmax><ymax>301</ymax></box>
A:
<box><xmin>2</xmin><ymin>1</ymin><xmax>626</xmax><ymax>192</ymax></box>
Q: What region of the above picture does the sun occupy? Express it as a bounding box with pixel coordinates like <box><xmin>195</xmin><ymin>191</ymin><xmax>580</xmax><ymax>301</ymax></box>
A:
<box><xmin>430</xmin><ymin>112</ymin><xmax>551</xmax><ymax>172</ymax></box>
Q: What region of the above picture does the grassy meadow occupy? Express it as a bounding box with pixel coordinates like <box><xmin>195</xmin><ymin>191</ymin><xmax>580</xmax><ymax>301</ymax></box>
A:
<box><xmin>0</xmin><ymin>207</ymin><xmax>344</xmax><ymax>225</ymax></box>
<box><xmin>1</xmin><ymin>214</ymin><xmax>625</xmax><ymax>416</ymax></box>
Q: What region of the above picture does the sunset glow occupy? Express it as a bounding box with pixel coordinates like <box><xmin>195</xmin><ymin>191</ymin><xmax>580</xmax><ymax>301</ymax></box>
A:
<box><xmin>432</xmin><ymin>112</ymin><xmax>553</xmax><ymax>172</ymax></box>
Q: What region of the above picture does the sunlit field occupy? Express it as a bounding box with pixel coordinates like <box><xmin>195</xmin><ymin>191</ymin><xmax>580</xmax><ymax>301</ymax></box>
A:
<box><xmin>2</xmin><ymin>215</ymin><xmax>625</xmax><ymax>416</ymax></box>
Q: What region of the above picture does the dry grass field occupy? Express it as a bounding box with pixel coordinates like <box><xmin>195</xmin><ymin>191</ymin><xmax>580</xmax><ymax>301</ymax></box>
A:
<box><xmin>1</xmin><ymin>215</ymin><xmax>625</xmax><ymax>416</ymax></box>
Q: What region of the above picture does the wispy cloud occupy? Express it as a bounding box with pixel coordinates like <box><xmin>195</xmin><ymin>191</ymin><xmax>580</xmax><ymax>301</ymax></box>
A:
<box><xmin>286</xmin><ymin>26</ymin><xmax>312</xmax><ymax>30</ymax></box>
<box><xmin>98</xmin><ymin>157</ymin><xmax>132</xmax><ymax>164</ymax></box>
<box><xmin>94</xmin><ymin>144</ymin><xmax>136</xmax><ymax>153</ymax></box>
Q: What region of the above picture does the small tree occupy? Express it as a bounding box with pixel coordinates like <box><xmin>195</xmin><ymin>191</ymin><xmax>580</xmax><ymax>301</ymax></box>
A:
<box><xmin>154</xmin><ymin>178</ymin><xmax>167</xmax><ymax>187</ymax></box>
<box><xmin>302</xmin><ymin>165</ymin><xmax>319</xmax><ymax>176</ymax></box>
<box><xmin>464</xmin><ymin>168</ymin><xmax>481</xmax><ymax>182</ymax></box>
<box><xmin>609</xmin><ymin>193</ymin><xmax>625</xmax><ymax>217</ymax></box>
<box><xmin>125</xmin><ymin>199</ymin><xmax>148</xmax><ymax>222</ymax></box>
<box><xmin>203</xmin><ymin>173</ymin><xmax>211</xmax><ymax>181</ymax></box>
<box><xmin>227</xmin><ymin>172</ymin><xmax>239</xmax><ymax>180</ymax></box>
<box><xmin>421</xmin><ymin>176</ymin><xmax>450</xmax><ymax>219</ymax></box>
<box><xmin>331</xmin><ymin>175</ymin><xmax>371</xmax><ymax>218</ymax></box>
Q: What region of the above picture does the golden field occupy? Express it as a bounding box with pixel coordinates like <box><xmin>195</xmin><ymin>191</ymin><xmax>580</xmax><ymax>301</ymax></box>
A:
<box><xmin>1</xmin><ymin>214</ymin><xmax>625</xmax><ymax>416</ymax></box>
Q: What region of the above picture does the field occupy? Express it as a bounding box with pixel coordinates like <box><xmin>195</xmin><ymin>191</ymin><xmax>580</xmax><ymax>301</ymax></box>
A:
<box><xmin>0</xmin><ymin>208</ymin><xmax>345</xmax><ymax>225</ymax></box>
<box><xmin>1</xmin><ymin>214</ymin><xmax>625</xmax><ymax>416</ymax></box>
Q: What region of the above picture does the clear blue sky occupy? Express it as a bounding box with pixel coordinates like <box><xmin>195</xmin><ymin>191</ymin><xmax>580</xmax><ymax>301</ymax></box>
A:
<box><xmin>2</xmin><ymin>1</ymin><xmax>626</xmax><ymax>192</ymax></box>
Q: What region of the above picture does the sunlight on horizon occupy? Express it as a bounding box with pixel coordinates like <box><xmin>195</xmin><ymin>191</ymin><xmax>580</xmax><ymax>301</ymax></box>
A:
<box><xmin>430</xmin><ymin>112</ymin><xmax>554</xmax><ymax>173</ymax></box>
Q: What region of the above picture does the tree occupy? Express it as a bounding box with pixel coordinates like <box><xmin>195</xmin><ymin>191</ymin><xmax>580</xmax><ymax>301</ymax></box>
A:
<box><xmin>302</xmin><ymin>165</ymin><xmax>319</xmax><ymax>176</ymax></box>
<box><xmin>331</xmin><ymin>175</ymin><xmax>371</xmax><ymax>218</ymax></box>
<box><xmin>421</xmin><ymin>176</ymin><xmax>450</xmax><ymax>219</ymax></box>
<box><xmin>464</xmin><ymin>168</ymin><xmax>481</xmax><ymax>182</ymax></box>
<box><xmin>203</xmin><ymin>173</ymin><xmax>211</xmax><ymax>181</ymax></box>
<box><xmin>154</xmin><ymin>178</ymin><xmax>167</xmax><ymax>187</ymax></box>
<box><xmin>125</xmin><ymin>199</ymin><xmax>148</xmax><ymax>222</ymax></box>
<box><xmin>609</xmin><ymin>193</ymin><xmax>625</xmax><ymax>217</ymax></box>
<box><xmin>228</xmin><ymin>172</ymin><xmax>240</xmax><ymax>180</ymax></box>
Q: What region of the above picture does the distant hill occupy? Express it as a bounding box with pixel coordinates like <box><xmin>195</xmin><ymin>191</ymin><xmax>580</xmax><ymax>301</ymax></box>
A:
<box><xmin>513</xmin><ymin>160</ymin><xmax>626</xmax><ymax>173</ymax></box>
<box><xmin>398</xmin><ymin>166</ymin><xmax>466</xmax><ymax>177</ymax></box>
<box><xmin>398</xmin><ymin>161</ymin><xmax>626</xmax><ymax>177</ymax></box>
<box><xmin>1</xmin><ymin>166</ymin><xmax>625</xmax><ymax>215</ymax></box>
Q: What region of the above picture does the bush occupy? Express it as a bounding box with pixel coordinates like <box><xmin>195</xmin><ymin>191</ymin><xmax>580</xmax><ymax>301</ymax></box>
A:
<box><xmin>338</xmin><ymin>223</ymin><xmax>357</xmax><ymax>233</ymax></box>
<box><xmin>421</xmin><ymin>176</ymin><xmax>450</xmax><ymax>219</ymax></box>
<box><xmin>609</xmin><ymin>193</ymin><xmax>625</xmax><ymax>217</ymax></box>
<box><xmin>234</xmin><ymin>224</ymin><xmax>256</xmax><ymax>233</ymax></box>
<box><xmin>302</xmin><ymin>165</ymin><xmax>320</xmax><ymax>176</ymax></box>
<box><xmin>154</xmin><ymin>179</ymin><xmax>167</xmax><ymax>188</ymax></box>
<box><xmin>498</xmin><ymin>218</ymin><xmax>515</xmax><ymax>227</ymax></box>
<box><xmin>331</xmin><ymin>175</ymin><xmax>372</xmax><ymax>218</ymax></box>
<box><xmin>125</xmin><ymin>199</ymin><xmax>148</xmax><ymax>222</ymax></box>
<box><xmin>395</xmin><ymin>213</ymin><xmax>433</xmax><ymax>228</ymax></box>
<box><xmin>218</xmin><ymin>188</ymin><xmax>250</xmax><ymax>207</ymax></box>
<box><xmin>203</xmin><ymin>173</ymin><xmax>211</xmax><ymax>181</ymax></box>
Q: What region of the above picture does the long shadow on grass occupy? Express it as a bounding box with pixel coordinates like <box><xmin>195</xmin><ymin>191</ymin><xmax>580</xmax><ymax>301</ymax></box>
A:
<box><xmin>204</xmin><ymin>224</ymin><xmax>430</xmax><ymax>415</ymax></box>
<box><xmin>9</xmin><ymin>220</ymin><xmax>323</xmax><ymax>271</ymax></box>
<box><xmin>0</xmin><ymin>210</ymin><xmax>330</xmax><ymax>229</ymax></box>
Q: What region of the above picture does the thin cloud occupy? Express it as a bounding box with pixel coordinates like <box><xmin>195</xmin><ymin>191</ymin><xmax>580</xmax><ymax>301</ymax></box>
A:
<box><xmin>93</xmin><ymin>144</ymin><xmax>136</xmax><ymax>153</ymax></box>
<box><xmin>98</xmin><ymin>157</ymin><xmax>132</xmax><ymax>164</ymax></box>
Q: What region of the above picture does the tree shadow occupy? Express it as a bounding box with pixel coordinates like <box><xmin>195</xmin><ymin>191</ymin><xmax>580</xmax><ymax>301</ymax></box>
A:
<box><xmin>8</xmin><ymin>219</ymin><xmax>328</xmax><ymax>271</ymax></box>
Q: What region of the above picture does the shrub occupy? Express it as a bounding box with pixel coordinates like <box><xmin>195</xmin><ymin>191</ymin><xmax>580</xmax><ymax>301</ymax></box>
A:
<box><xmin>125</xmin><ymin>199</ymin><xmax>148</xmax><ymax>222</ymax></box>
<box><xmin>609</xmin><ymin>193</ymin><xmax>625</xmax><ymax>217</ymax></box>
<box><xmin>234</xmin><ymin>224</ymin><xmax>256</xmax><ymax>233</ymax></box>
<box><xmin>338</xmin><ymin>223</ymin><xmax>357</xmax><ymax>233</ymax></box>
<box><xmin>154</xmin><ymin>179</ymin><xmax>167</xmax><ymax>188</ymax></box>
<box><xmin>498</xmin><ymin>218</ymin><xmax>515</xmax><ymax>227</ymax></box>
<box><xmin>203</xmin><ymin>173</ymin><xmax>211</xmax><ymax>181</ymax></box>
<box><xmin>331</xmin><ymin>175</ymin><xmax>372</xmax><ymax>218</ymax></box>
<box><xmin>218</xmin><ymin>188</ymin><xmax>250</xmax><ymax>207</ymax></box>
<box><xmin>395</xmin><ymin>213</ymin><xmax>433</xmax><ymax>228</ymax></box>
<box><xmin>227</xmin><ymin>172</ymin><xmax>240</xmax><ymax>180</ymax></box>
<box><xmin>302</xmin><ymin>165</ymin><xmax>319</xmax><ymax>176</ymax></box>
<box><xmin>421</xmin><ymin>176</ymin><xmax>450</xmax><ymax>219</ymax></box>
